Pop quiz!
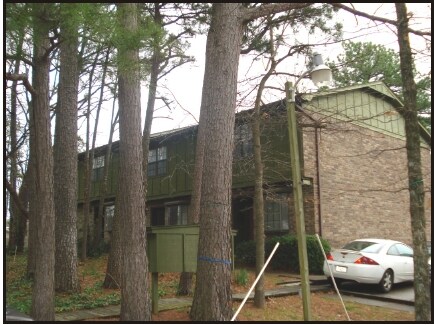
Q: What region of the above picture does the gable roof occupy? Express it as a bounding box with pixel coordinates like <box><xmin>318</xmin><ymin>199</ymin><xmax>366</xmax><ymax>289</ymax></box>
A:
<box><xmin>307</xmin><ymin>81</ymin><xmax>403</xmax><ymax>107</ymax></box>
<box><xmin>301</xmin><ymin>81</ymin><xmax>431</xmax><ymax>146</ymax></box>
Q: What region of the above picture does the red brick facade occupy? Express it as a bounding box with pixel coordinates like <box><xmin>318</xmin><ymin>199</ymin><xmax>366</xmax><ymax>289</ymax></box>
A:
<box><xmin>301</xmin><ymin>111</ymin><xmax>431</xmax><ymax>248</ymax></box>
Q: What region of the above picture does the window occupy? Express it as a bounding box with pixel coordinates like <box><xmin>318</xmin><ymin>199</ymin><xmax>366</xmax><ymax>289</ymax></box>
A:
<box><xmin>92</xmin><ymin>156</ymin><xmax>105</xmax><ymax>181</ymax></box>
<box><xmin>234</xmin><ymin>123</ymin><xmax>253</xmax><ymax>159</ymax></box>
<box><xmin>104</xmin><ymin>205</ymin><xmax>115</xmax><ymax>232</ymax></box>
<box><xmin>395</xmin><ymin>243</ymin><xmax>413</xmax><ymax>257</ymax></box>
<box><xmin>148</xmin><ymin>146</ymin><xmax>167</xmax><ymax>176</ymax></box>
<box><xmin>264</xmin><ymin>195</ymin><xmax>289</xmax><ymax>231</ymax></box>
<box><xmin>343</xmin><ymin>241</ymin><xmax>384</xmax><ymax>253</ymax></box>
<box><xmin>166</xmin><ymin>204</ymin><xmax>188</xmax><ymax>226</ymax></box>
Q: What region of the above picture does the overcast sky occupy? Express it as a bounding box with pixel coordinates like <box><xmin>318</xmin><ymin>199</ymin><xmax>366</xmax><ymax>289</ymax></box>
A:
<box><xmin>89</xmin><ymin>3</ymin><xmax>431</xmax><ymax>147</ymax></box>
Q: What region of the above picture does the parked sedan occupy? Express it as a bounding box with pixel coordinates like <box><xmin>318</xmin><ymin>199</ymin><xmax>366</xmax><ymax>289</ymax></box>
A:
<box><xmin>323</xmin><ymin>238</ymin><xmax>414</xmax><ymax>293</ymax></box>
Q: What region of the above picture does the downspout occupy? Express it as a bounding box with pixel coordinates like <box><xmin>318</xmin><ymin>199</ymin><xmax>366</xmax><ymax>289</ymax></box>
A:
<box><xmin>315</xmin><ymin>127</ymin><xmax>323</xmax><ymax>237</ymax></box>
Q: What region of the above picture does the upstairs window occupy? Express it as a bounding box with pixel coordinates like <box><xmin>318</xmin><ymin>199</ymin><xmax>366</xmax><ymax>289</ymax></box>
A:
<box><xmin>92</xmin><ymin>156</ymin><xmax>105</xmax><ymax>181</ymax></box>
<box><xmin>264</xmin><ymin>194</ymin><xmax>289</xmax><ymax>232</ymax></box>
<box><xmin>148</xmin><ymin>146</ymin><xmax>167</xmax><ymax>176</ymax></box>
<box><xmin>234</xmin><ymin>123</ymin><xmax>253</xmax><ymax>159</ymax></box>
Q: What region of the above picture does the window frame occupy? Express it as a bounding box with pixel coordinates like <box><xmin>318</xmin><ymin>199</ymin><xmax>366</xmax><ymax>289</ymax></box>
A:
<box><xmin>234</xmin><ymin>123</ymin><xmax>253</xmax><ymax>159</ymax></box>
<box><xmin>104</xmin><ymin>204</ymin><xmax>115</xmax><ymax>233</ymax></box>
<box><xmin>148</xmin><ymin>146</ymin><xmax>167</xmax><ymax>177</ymax></box>
<box><xmin>166</xmin><ymin>204</ymin><xmax>188</xmax><ymax>226</ymax></box>
<box><xmin>264</xmin><ymin>194</ymin><xmax>289</xmax><ymax>232</ymax></box>
<box><xmin>92</xmin><ymin>155</ymin><xmax>105</xmax><ymax>181</ymax></box>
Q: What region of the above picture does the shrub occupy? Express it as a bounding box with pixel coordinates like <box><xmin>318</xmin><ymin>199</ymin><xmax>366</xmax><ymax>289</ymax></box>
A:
<box><xmin>235</xmin><ymin>269</ymin><xmax>249</xmax><ymax>286</ymax></box>
<box><xmin>234</xmin><ymin>240</ymin><xmax>257</xmax><ymax>266</ymax></box>
<box><xmin>234</xmin><ymin>234</ymin><xmax>331</xmax><ymax>274</ymax></box>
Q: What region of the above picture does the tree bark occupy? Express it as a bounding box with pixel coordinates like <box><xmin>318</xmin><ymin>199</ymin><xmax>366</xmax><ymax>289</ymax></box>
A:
<box><xmin>30</xmin><ymin>3</ymin><xmax>55</xmax><ymax>320</ymax></box>
<box><xmin>190</xmin><ymin>3</ymin><xmax>312</xmax><ymax>320</ymax></box>
<box><xmin>251</xmin><ymin>56</ymin><xmax>279</xmax><ymax>309</ymax></box>
<box><xmin>395</xmin><ymin>3</ymin><xmax>431</xmax><ymax>321</ymax></box>
<box><xmin>53</xmin><ymin>3</ymin><xmax>80</xmax><ymax>293</ymax></box>
<box><xmin>190</xmin><ymin>4</ymin><xmax>243</xmax><ymax>321</ymax></box>
<box><xmin>6</xmin><ymin>170</ymin><xmax>30</xmax><ymax>258</ymax></box>
<box><xmin>103</xmin><ymin>195</ymin><xmax>122</xmax><ymax>289</ymax></box>
<box><xmin>80</xmin><ymin>49</ymin><xmax>101</xmax><ymax>260</ymax></box>
<box><xmin>92</xmin><ymin>48</ymin><xmax>111</xmax><ymax>251</ymax></box>
<box><xmin>26</xmin><ymin>144</ymin><xmax>36</xmax><ymax>279</ymax></box>
<box><xmin>102</xmin><ymin>90</ymin><xmax>121</xmax><ymax>290</ymax></box>
<box><xmin>117</xmin><ymin>3</ymin><xmax>151</xmax><ymax>321</ymax></box>
<box><xmin>7</xmin><ymin>30</ymin><xmax>24</xmax><ymax>254</ymax></box>
<box><xmin>96</xmin><ymin>90</ymin><xmax>117</xmax><ymax>253</ymax></box>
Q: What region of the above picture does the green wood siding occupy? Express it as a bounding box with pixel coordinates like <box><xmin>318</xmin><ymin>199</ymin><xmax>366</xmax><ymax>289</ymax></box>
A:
<box><xmin>147</xmin><ymin>132</ymin><xmax>195</xmax><ymax>199</ymax></box>
<box><xmin>78</xmin><ymin>112</ymin><xmax>296</xmax><ymax>203</ymax></box>
<box><xmin>78</xmin><ymin>82</ymin><xmax>428</xmax><ymax>203</ymax></box>
<box><xmin>304</xmin><ymin>84</ymin><xmax>407</xmax><ymax>140</ymax></box>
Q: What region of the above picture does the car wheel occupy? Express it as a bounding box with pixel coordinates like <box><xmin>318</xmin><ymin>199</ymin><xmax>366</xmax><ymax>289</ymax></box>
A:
<box><xmin>378</xmin><ymin>269</ymin><xmax>393</xmax><ymax>293</ymax></box>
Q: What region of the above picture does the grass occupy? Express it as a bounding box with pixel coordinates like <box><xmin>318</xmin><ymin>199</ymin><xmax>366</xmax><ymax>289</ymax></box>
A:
<box><xmin>5</xmin><ymin>254</ymin><xmax>415</xmax><ymax>321</ymax></box>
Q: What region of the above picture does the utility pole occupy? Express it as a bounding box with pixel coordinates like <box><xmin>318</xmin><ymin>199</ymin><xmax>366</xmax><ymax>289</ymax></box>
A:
<box><xmin>285</xmin><ymin>81</ymin><xmax>312</xmax><ymax>321</ymax></box>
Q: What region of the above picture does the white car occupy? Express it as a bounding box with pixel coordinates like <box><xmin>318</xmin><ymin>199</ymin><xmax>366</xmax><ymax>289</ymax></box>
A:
<box><xmin>323</xmin><ymin>238</ymin><xmax>414</xmax><ymax>293</ymax></box>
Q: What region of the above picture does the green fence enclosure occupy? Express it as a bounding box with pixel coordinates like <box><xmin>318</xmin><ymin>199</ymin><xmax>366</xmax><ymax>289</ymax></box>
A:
<box><xmin>147</xmin><ymin>225</ymin><xmax>237</xmax><ymax>273</ymax></box>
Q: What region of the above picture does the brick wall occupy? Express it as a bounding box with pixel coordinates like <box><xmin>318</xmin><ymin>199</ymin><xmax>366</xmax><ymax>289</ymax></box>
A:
<box><xmin>301</xmin><ymin>112</ymin><xmax>431</xmax><ymax>248</ymax></box>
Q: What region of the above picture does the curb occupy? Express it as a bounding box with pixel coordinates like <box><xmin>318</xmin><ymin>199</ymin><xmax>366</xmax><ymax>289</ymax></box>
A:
<box><xmin>338</xmin><ymin>289</ymin><xmax>415</xmax><ymax>306</ymax></box>
<box><xmin>232</xmin><ymin>283</ymin><xmax>331</xmax><ymax>301</ymax></box>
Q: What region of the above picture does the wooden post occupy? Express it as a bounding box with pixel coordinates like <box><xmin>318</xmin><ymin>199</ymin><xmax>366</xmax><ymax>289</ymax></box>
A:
<box><xmin>286</xmin><ymin>81</ymin><xmax>312</xmax><ymax>320</ymax></box>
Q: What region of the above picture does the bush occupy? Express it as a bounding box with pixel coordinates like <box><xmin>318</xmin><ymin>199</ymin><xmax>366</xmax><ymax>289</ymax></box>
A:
<box><xmin>234</xmin><ymin>240</ymin><xmax>257</xmax><ymax>266</ymax></box>
<box><xmin>235</xmin><ymin>269</ymin><xmax>249</xmax><ymax>286</ymax></box>
<box><xmin>235</xmin><ymin>234</ymin><xmax>331</xmax><ymax>274</ymax></box>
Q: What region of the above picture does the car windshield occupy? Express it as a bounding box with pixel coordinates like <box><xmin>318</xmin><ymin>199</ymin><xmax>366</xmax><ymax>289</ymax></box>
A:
<box><xmin>342</xmin><ymin>241</ymin><xmax>384</xmax><ymax>253</ymax></box>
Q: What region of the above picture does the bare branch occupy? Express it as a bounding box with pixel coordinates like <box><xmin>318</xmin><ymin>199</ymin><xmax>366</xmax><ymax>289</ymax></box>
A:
<box><xmin>5</xmin><ymin>54</ymin><xmax>34</xmax><ymax>67</ymax></box>
<box><xmin>330</xmin><ymin>3</ymin><xmax>431</xmax><ymax>37</ymax></box>
<box><xmin>5</xmin><ymin>73</ymin><xmax>36</xmax><ymax>96</ymax></box>
<box><xmin>5</xmin><ymin>178</ymin><xmax>29</xmax><ymax>220</ymax></box>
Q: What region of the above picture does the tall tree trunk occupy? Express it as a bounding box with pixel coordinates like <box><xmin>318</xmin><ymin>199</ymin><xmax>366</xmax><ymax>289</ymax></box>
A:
<box><xmin>177</xmin><ymin>119</ymin><xmax>204</xmax><ymax>295</ymax></box>
<box><xmin>92</xmin><ymin>48</ymin><xmax>111</xmax><ymax>251</ymax></box>
<box><xmin>252</xmin><ymin>25</ymin><xmax>281</xmax><ymax>308</ymax></box>
<box><xmin>26</xmin><ymin>146</ymin><xmax>36</xmax><ymax>279</ymax></box>
<box><xmin>10</xmin><ymin>166</ymin><xmax>30</xmax><ymax>254</ymax></box>
<box><xmin>395</xmin><ymin>3</ymin><xmax>431</xmax><ymax>321</ymax></box>
<box><xmin>53</xmin><ymin>3</ymin><xmax>80</xmax><ymax>293</ymax></box>
<box><xmin>103</xmin><ymin>192</ymin><xmax>122</xmax><ymax>289</ymax></box>
<box><xmin>80</xmin><ymin>49</ymin><xmax>100</xmax><ymax>260</ymax></box>
<box><xmin>96</xmin><ymin>90</ymin><xmax>118</xmax><ymax>249</ymax></box>
<box><xmin>178</xmin><ymin>63</ymin><xmax>208</xmax><ymax>297</ymax></box>
<box><xmin>117</xmin><ymin>3</ymin><xmax>151</xmax><ymax>321</ymax></box>
<box><xmin>30</xmin><ymin>3</ymin><xmax>55</xmax><ymax>320</ymax></box>
<box><xmin>102</xmin><ymin>87</ymin><xmax>122</xmax><ymax>289</ymax></box>
<box><xmin>7</xmin><ymin>31</ymin><xmax>24</xmax><ymax>254</ymax></box>
<box><xmin>189</xmin><ymin>4</ymin><xmax>310</xmax><ymax>320</ymax></box>
<box><xmin>190</xmin><ymin>4</ymin><xmax>243</xmax><ymax>321</ymax></box>
<box><xmin>251</xmin><ymin>64</ymin><xmax>277</xmax><ymax>308</ymax></box>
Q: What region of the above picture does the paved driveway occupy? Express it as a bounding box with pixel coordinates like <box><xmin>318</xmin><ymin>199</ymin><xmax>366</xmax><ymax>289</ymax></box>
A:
<box><xmin>326</xmin><ymin>280</ymin><xmax>416</xmax><ymax>312</ymax></box>
<box><xmin>337</xmin><ymin>280</ymin><xmax>414</xmax><ymax>304</ymax></box>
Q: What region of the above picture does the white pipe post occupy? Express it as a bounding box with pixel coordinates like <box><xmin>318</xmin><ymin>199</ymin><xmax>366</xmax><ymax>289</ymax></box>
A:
<box><xmin>315</xmin><ymin>234</ymin><xmax>350</xmax><ymax>321</ymax></box>
<box><xmin>231</xmin><ymin>242</ymin><xmax>280</xmax><ymax>321</ymax></box>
